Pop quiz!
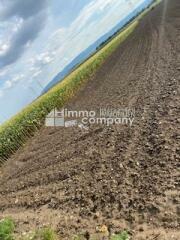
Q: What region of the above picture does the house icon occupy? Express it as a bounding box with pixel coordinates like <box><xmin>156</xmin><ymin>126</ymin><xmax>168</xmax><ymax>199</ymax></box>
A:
<box><xmin>45</xmin><ymin>108</ymin><xmax>65</xmax><ymax>127</ymax></box>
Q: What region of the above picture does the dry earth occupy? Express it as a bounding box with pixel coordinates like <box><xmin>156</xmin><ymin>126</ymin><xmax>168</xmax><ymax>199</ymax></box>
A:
<box><xmin>0</xmin><ymin>0</ymin><xmax>180</xmax><ymax>239</ymax></box>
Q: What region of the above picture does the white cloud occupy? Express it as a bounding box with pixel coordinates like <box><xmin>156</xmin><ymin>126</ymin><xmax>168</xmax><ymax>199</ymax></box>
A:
<box><xmin>12</xmin><ymin>18</ymin><xmax>23</xmax><ymax>32</ymax></box>
<box><xmin>11</xmin><ymin>73</ymin><xmax>24</xmax><ymax>83</ymax></box>
<box><xmin>4</xmin><ymin>80</ymin><xmax>12</xmax><ymax>89</ymax></box>
<box><xmin>0</xmin><ymin>74</ymin><xmax>25</xmax><ymax>93</ymax></box>
<box><xmin>32</xmin><ymin>70</ymin><xmax>42</xmax><ymax>78</ymax></box>
<box><xmin>29</xmin><ymin>51</ymin><xmax>55</xmax><ymax>67</ymax></box>
<box><xmin>0</xmin><ymin>43</ymin><xmax>9</xmax><ymax>55</ymax></box>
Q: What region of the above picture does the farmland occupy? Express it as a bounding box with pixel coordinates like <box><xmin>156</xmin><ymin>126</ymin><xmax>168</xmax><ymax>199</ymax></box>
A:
<box><xmin>0</xmin><ymin>0</ymin><xmax>180</xmax><ymax>239</ymax></box>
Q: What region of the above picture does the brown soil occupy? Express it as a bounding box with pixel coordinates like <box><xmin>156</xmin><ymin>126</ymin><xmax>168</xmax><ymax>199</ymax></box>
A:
<box><xmin>0</xmin><ymin>0</ymin><xmax>180</xmax><ymax>239</ymax></box>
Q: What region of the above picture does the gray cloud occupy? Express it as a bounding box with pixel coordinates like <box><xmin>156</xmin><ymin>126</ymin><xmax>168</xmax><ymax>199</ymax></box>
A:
<box><xmin>0</xmin><ymin>0</ymin><xmax>48</xmax><ymax>20</ymax></box>
<box><xmin>0</xmin><ymin>0</ymin><xmax>48</xmax><ymax>68</ymax></box>
<box><xmin>0</xmin><ymin>12</ymin><xmax>46</xmax><ymax>67</ymax></box>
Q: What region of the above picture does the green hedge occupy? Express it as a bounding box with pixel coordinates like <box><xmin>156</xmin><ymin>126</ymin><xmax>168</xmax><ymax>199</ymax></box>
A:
<box><xmin>0</xmin><ymin>21</ymin><xmax>138</xmax><ymax>162</ymax></box>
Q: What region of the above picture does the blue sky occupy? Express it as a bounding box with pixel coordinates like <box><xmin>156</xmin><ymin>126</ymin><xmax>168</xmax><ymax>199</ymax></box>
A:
<box><xmin>0</xmin><ymin>0</ymin><xmax>150</xmax><ymax>124</ymax></box>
